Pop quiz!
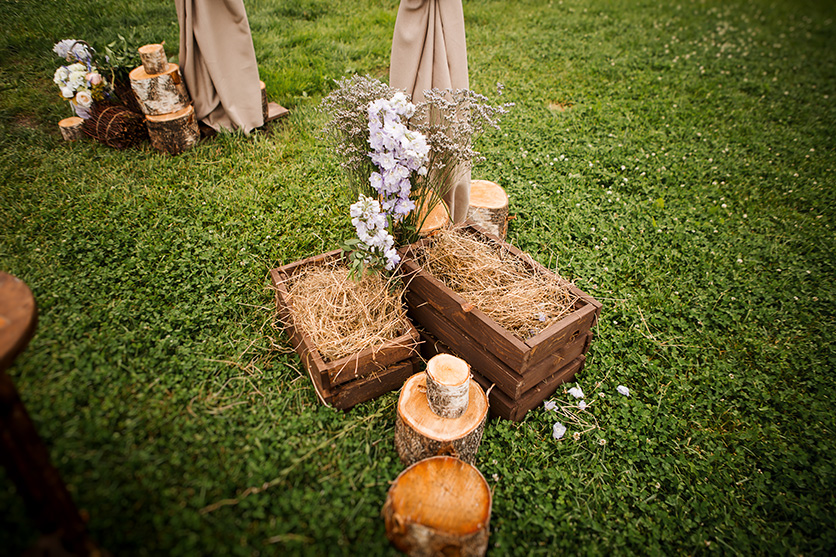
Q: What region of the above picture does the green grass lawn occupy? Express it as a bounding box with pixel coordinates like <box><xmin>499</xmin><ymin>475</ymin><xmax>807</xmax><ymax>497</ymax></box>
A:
<box><xmin>1</xmin><ymin>0</ymin><xmax>835</xmax><ymax>554</ymax></box>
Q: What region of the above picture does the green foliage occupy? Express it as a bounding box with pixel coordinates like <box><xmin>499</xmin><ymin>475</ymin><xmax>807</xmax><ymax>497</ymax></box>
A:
<box><xmin>1</xmin><ymin>0</ymin><xmax>836</xmax><ymax>555</ymax></box>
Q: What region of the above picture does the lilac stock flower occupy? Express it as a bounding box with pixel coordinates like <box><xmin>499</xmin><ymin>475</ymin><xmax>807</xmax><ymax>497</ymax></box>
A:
<box><xmin>568</xmin><ymin>386</ymin><xmax>584</xmax><ymax>399</ymax></box>
<box><xmin>552</xmin><ymin>422</ymin><xmax>567</xmax><ymax>440</ymax></box>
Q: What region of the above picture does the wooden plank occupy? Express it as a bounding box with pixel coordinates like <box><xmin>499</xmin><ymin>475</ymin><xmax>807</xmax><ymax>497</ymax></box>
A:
<box><xmin>471</xmin><ymin>355</ymin><xmax>585</xmax><ymax>422</ymax></box>
<box><xmin>330</xmin><ymin>358</ymin><xmax>419</xmax><ymax>410</ymax></box>
<box><xmin>523</xmin><ymin>302</ymin><xmax>597</xmax><ymax>371</ymax></box>
<box><xmin>408</xmin><ymin>285</ymin><xmax>591</xmax><ymax>397</ymax></box>
<box><xmin>326</xmin><ymin>328</ymin><xmax>420</xmax><ymax>386</ymax></box>
<box><xmin>271</xmin><ymin>267</ymin><xmax>333</xmax><ymax>391</ymax></box>
<box><xmin>401</xmin><ymin>258</ymin><xmax>528</xmax><ymax>371</ymax></box>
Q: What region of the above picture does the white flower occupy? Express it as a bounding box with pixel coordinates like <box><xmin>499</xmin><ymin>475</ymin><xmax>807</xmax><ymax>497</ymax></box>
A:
<box><xmin>568</xmin><ymin>386</ymin><xmax>584</xmax><ymax>399</ymax></box>
<box><xmin>578</xmin><ymin>400</ymin><xmax>587</xmax><ymax>411</ymax></box>
<box><xmin>60</xmin><ymin>86</ymin><xmax>74</xmax><ymax>98</ymax></box>
<box><xmin>617</xmin><ymin>385</ymin><xmax>630</xmax><ymax>397</ymax></box>
<box><xmin>74</xmin><ymin>90</ymin><xmax>92</xmax><ymax>108</ymax></box>
<box><xmin>573</xmin><ymin>432</ymin><xmax>581</xmax><ymax>441</ymax></box>
<box><xmin>53</xmin><ymin>66</ymin><xmax>69</xmax><ymax>85</ymax></box>
<box><xmin>552</xmin><ymin>422</ymin><xmax>566</xmax><ymax>440</ymax></box>
<box><xmin>543</xmin><ymin>400</ymin><xmax>557</xmax><ymax>411</ymax></box>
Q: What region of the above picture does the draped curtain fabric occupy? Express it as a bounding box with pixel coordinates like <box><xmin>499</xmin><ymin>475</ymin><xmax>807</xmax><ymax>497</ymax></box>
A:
<box><xmin>390</xmin><ymin>0</ymin><xmax>471</xmax><ymax>223</ymax></box>
<box><xmin>175</xmin><ymin>0</ymin><xmax>263</xmax><ymax>134</ymax></box>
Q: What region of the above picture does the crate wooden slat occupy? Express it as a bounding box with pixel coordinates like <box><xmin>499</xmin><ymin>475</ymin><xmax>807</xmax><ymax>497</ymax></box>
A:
<box><xmin>400</xmin><ymin>223</ymin><xmax>600</xmax><ymax>420</ymax></box>
<box><xmin>270</xmin><ymin>250</ymin><xmax>421</xmax><ymax>410</ymax></box>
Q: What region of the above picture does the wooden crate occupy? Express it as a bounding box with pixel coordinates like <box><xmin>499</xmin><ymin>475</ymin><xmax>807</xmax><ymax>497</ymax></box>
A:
<box><xmin>270</xmin><ymin>250</ymin><xmax>422</xmax><ymax>410</ymax></box>
<box><xmin>400</xmin><ymin>224</ymin><xmax>601</xmax><ymax>421</ymax></box>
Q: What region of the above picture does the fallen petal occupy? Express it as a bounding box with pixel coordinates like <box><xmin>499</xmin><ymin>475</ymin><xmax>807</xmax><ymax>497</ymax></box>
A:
<box><xmin>617</xmin><ymin>385</ymin><xmax>630</xmax><ymax>397</ymax></box>
<box><xmin>568</xmin><ymin>386</ymin><xmax>584</xmax><ymax>399</ymax></box>
<box><xmin>553</xmin><ymin>422</ymin><xmax>567</xmax><ymax>440</ymax></box>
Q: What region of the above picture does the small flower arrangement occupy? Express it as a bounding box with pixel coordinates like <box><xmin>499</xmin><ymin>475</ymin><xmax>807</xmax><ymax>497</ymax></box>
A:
<box><xmin>321</xmin><ymin>75</ymin><xmax>512</xmax><ymax>278</ymax></box>
<box><xmin>52</xmin><ymin>39</ymin><xmax>110</xmax><ymax>118</ymax></box>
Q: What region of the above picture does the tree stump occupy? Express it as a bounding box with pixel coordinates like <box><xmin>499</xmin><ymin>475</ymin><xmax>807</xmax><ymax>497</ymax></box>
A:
<box><xmin>138</xmin><ymin>43</ymin><xmax>168</xmax><ymax>75</ymax></box>
<box><xmin>129</xmin><ymin>63</ymin><xmax>191</xmax><ymax>116</ymax></box>
<box><xmin>382</xmin><ymin>456</ymin><xmax>491</xmax><ymax>557</ymax></box>
<box><xmin>395</xmin><ymin>372</ymin><xmax>487</xmax><ymax>466</ymax></box>
<box><xmin>425</xmin><ymin>354</ymin><xmax>470</xmax><ymax>419</ymax></box>
<box><xmin>467</xmin><ymin>180</ymin><xmax>509</xmax><ymax>239</ymax></box>
<box><xmin>145</xmin><ymin>105</ymin><xmax>200</xmax><ymax>155</ymax></box>
<box><xmin>58</xmin><ymin>117</ymin><xmax>84</xmax><ymax>141</ymax></box>
<box><xmin>417</xmin><ymin>198</ymin><xmax>450</xmax><ymax>236</ymax></box>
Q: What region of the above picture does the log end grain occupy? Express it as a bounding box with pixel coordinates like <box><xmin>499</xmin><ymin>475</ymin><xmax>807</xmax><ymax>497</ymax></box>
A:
<box><xmin>418</xmin><ymin>199</ymin><xmax>450</xmax><ymax>236</ymax></box>
<box><xmin>58</xmin><ymin>117</ymin><xmax>85</xmax><ymax>141</ymax></box>
<box><xmin>395</xmin><ymin>373</ymin><xmax>487</xmax><ymax>466</ymax></box>
<box><xmin>138</xmin><ymin>43</ymin><xmax>168</xmax><ymax>75</ymax></box>
<box><xmin>383</xmin><ymin>456</ymin><xmax>491</xmax><ymax>557</ymax></box>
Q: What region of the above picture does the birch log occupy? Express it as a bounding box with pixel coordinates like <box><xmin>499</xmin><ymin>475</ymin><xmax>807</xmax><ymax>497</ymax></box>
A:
<box><xmin>129</xmin><ymin>63</ymin><xmax>191</xmax><ymax>116</ymax></box>
<box><xmin>58</xmin><ymin>117</ymin><xmax>85</xmax><ymax>141</ymax></box>
<box><xmin>383</xmin><ymin>456</ymin><xmax>491</xmax><ymax>557</ymax></box>
<box><xmin>138</xmin><ymin>44</ymin><xmax>168</xmax><ymax>75</ymax></box>
<box><xmin>425</xmin><ymin>354</ymin><xmax>470</xmax><ymax>418</ymax></box>
<box><xmin>467</xmin><ymin>180</ymin><xmax>509</xmax><ymax>239</ymax></box>
<box><xmin>395</xmin><ymin>373</ymin><xmax>487</xmax><ymax>467</ymax></box>
<box><xmin>145</xmin><ymin>104</ymin><xmax>199</xmax><ymax>155</ymax></box>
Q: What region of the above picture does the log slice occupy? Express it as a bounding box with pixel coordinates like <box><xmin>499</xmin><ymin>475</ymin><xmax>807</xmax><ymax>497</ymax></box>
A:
<box><xmin>138</xmin><ymin>43</ymin><xmax>168</xmax><ymax>75</ymax></box>
<box><xmin>58</xmin><ymin>117</ymin><xmax>85</xmax><ymax>141</ymax></box>
<box><xmin>467</xmin><ymin>180</ymin><xmax>509</xmax><ymax>239</ymax></box>
<box><xmin>425</xmin><ymin>353</ymin><xmax>470</xmax><ymax>419</ymax></box>
<box><xmin>129</xmin><ymin>63</ymin><xmax>191</xmax><ymax>116</ymax></box>
<box><xmin>395</xmin><ymin>373</ymin><xmax>487</xmax><ymax>467</ymax></box>
<box><xmin>145</xmin><ymin>105</ymin><xmax>199</xmax><ymax>155</ymax></box>
<box><xmin>417</xmin><ymin>199</ymin><xmax>450</xmax><ymax>236</ymax></box>
<box><xmin>383</xmin><ymin>456</ymin><xmax>491</xmax><ymax>557</ymax></box>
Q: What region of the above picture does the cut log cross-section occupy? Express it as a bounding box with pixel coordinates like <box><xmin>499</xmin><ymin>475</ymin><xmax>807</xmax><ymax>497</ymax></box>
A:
<box><xmin>58</xmin><ymin>117</ymin><xmax>85</xmax><ymax>141</ymax></box>
<box><xmin>417</xmin><ymin>199</ymin><xmax>450</xmax><ymax>237</ymax></box>
<box><xmin>467</xmin><ymin>180</ymin><xmax>509</xmax><ymax>239</ymax></box>
<box><xmin>129</xmin><ymin>63</ymin><xmax>191</xmax><ymax>116</ymax></box>
<box><xmin>145</xmin><ymin>105</ymin><xmax>200</xmax><ymax>155</ymax></box>
<box><xmin>426</xmin><ymin>353</ymin><xmax>470</xmax><ymax>419</ymax></box>
<box><xmin>395</xmin><ymin>372</ymin><xmax>487</xmax><ymax>467</ymax></box>
<box><xmin>138</xmin><ymin>43</ymin><xmax>168</xmax><ymax>75</ymax></box>
<box><xmin>383</xmin><ymin>456</ymin><xmax>491</xmax><ymax>557</ymax></box>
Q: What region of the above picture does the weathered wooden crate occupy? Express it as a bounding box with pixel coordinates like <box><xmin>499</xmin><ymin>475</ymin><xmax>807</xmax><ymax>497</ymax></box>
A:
<box><xmin>399</xmin><ymin>224</ymin><xmax>601</xmax><ymax>421</ymax></box>
<box><xmin>270</xmin><ymin>250</ymin><xmax>422</xmax><ymax>410</ymax></box>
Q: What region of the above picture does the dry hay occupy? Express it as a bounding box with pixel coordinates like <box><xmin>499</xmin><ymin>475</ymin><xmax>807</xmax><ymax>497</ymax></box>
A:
<box><xmin>415</xmin><ymin>228</ymin><xmax>579</xmax><ymax>340</ymax></box>
<box><xmin>284</xmin><ymin>261</ymin><xmax>411</xmax><ymax>362</ymax></box>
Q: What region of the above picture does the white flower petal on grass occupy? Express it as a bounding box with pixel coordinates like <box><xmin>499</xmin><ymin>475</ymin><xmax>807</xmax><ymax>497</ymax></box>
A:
<box><xmin>578</xmin><ymin>400</ymin><xmax>588</xmax><ymax>411</ymax></box>
<box><xmin>617</xmin><ymin>385</ymin><xmax>630</xmax><ymax>397</ymax></box>
<box><xmin>552</xmin><ymin>422</ymin><xmax>567</xmax><ymax>440</ymax></box>
<box><xmin>568</xmin><ymin>386</ymin><xmax>584</xmax><ymax>399</ymax></box>
<box><xmin>543</xmin><ymin>400</ymin><xmax>557</xmax><ymax>411</ymax></box>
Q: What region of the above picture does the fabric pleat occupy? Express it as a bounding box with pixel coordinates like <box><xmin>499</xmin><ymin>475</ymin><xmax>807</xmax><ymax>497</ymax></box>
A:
<box><xmin>390</xmin><ymin>0</ymin><xmax>471</xmax><ymax>223</ymax></box>
<box><xmin>175</xmin><ymin>0</ymin><xmax>263</xmax><ymax>133</ymax></box>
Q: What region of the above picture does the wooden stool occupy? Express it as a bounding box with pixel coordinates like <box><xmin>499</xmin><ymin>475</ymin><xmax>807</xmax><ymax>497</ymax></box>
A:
<box><xmin>0</xmin><ymin>272</ymin><xmax>103</xmax><ymax>556</ymax></box>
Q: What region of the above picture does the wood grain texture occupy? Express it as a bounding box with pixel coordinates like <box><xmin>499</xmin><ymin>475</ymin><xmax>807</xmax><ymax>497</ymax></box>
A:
<box><xmin>383</xmin><ymin>456</ymin><xmax>491</xmax><ymax>557</ymax></box>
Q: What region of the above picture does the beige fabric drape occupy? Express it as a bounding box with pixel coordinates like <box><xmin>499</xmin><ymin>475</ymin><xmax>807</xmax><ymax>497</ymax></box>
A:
<box><xmin>176</xmin><ymin>0</ymin><xmax>263</xmax><ymax>133</ymax></box>
<box><xmin>390</xmin><ymin>0</ymin><xmax>471</xmax><ymax>223</ymax></box>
